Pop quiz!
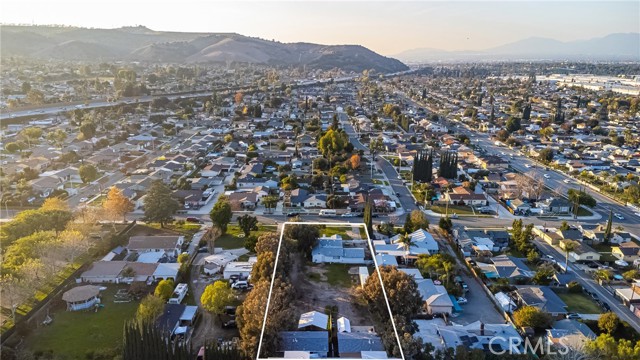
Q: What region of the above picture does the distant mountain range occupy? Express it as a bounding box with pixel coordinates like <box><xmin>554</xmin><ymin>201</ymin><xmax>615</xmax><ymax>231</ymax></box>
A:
<box><xmin>395</xmin><ymin>33</ymin><xmax>640</xmax><ymax>62</ymax></box>
<box><xmin>0</xmin><ymin>25</ymin><xmax>408</xmax><ymax>73</ymax></box>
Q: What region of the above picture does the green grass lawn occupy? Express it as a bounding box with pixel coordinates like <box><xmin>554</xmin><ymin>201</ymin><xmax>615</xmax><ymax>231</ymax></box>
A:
<box><xmin>308</xmin><ymin>272</ymin><xmax>322</xmax><ymax>282</ymax></box>
<box><xmin>325</xmin><ymin>264</ymin><xmax>353</xmax><ymax>287</ymax></box>
<box><xmin>429</xmin><ymin>205</ymin><xmax>476</xmax><ymax>215</ymax></box>
<box><xmin>554</xmin><ymin>291</ymin><xmax>602</xmax><ymax>314</ymax></box>
<box><xmin>317</xmin><ymin>226</ymin><xmax>354</xmax><ymax>240</ymax></box>
<box><xmin>23</xmin><ymin>286</ymin><xmax>138</xmax><ymax>359</ymax></box>
<box><xmin>215</xmin><ymin>225</ymin><xmax>276</xmax><ymax>249</ymax></box>
<box><xmin>577</xmin><ymin>207</ymin><xmax>593</xmax><ymax>216</ymax></box>
<box><xmin>592</xmin><ymin>244</ymin><xmax>613</xmax><ymax>253</ymax></box>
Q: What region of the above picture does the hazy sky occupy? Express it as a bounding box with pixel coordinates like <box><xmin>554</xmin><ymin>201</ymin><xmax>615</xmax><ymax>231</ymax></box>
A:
<box><xmin>1</xmin><ymin>1</ymin><xmax>638</xmax><ymax>55</ymax></box>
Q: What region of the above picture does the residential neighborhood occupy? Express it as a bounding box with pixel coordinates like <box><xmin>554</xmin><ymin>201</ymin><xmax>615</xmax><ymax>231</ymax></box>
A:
<box><xmin>1</xmin><ymin>9</ymin><xmax>640</xmax><ymax>360</ymax></box>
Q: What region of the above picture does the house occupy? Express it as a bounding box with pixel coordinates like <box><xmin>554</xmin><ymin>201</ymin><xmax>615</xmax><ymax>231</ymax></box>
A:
<box><xmin>303</xmin><ymin>194</ymin><xmax>327</xmax><ymax>208</ymax></box>
<box><xmin>414</xmin><ymin>319</ymin><xmax>524</xmax><ymax>354</ymax></box>
<box><xmin>223</xmin><ymin>258</ymin><xmax>257</xmax><ymax>279</ymax></box>
<box><xmin>311</xmin><ymin>235</ymin><xmax>368</xmax><ymax>264</ymax></box>
<box><xmin>298</xmin><ymin>311</ymin><xmax>329</xmax><ymax>331</ymax></box>
<box><xmin>479</xmin><ymin>255</ymin><xmax>533</xmax><ymax>282</ymax></box>
<box><xmin>550</xmin><ymin>273</ymin><xmax>577</xmax><ymax>287</ymax></box>
<box><xmin>416</xmin><ymin>279</ymin><xmax>453</xmax><ymax>315</ymax></box>
<box><xmin>153</xmin><ymin>263</ymin><xmax>180</xmax><ymax>282</ymax></box>
<box><xmin>279</xmin><ymin>331</ymin><xmax>329</xmax><ymax>358</ymax></box>
<box><xmin>62</xmin><ymin>285</ymin><xmax>102</xmax><ymax>311</ymax></box>
<box><xmin>337</xmin><ymin>332</ymin><xmax>385</xmax><ymax>357</ymax></box>
<box><xmin>513</xmin><ymin>286</ymin><xmax>568</xmax><ymax>318</ymax></box>
<box><xmin>564</xmin><ymin>242</ymin><xmax>601</xmax><ymax>262</ymax></box>
<box><xmin>81</xmin><ymin>261</ymin><xmax>128</xmax><ymax>283</ymax></box>
<box><xmin>612</xmin><ymin>242</ymin><xmax>640</xmax><ymax>263</ymax></box>
<box><xmin>385</xmin><ymin>229</ymin><xmax>440</xmax><ymax>257</ymax></box>
<box><xmin>127</xmin><ymin>236</ymin><xmax>185</xmax><ymax>258</ymax></box>
<box><xmin>228</xmin><ymin>191</ymin><xmax>259</xmax><ymax>209</ymax></box>
<box><xmin>289</xmin><ymin>188</ymin><xmax>309</xmax><ymax>207</ymax></box>
<box><xmin>443</xmin><ymin>192</ymin><xmax>488</xmax><ymax>206</ymax></box>
<box><xmin>546</xmin><ymin>320</ymin><xmax>596</xmax><ymax>350</ymax></box>
<box><xmin>539</xmin><ymin>198</ymin><xmax>573</xmax><ymax>214</ymax></box>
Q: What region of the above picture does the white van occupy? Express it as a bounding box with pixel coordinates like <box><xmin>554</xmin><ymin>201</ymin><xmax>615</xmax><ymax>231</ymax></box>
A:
<box><xmin>319</xmin><ymin>209</ymin><xmax>337</xmax><ymax>217</ymax></box>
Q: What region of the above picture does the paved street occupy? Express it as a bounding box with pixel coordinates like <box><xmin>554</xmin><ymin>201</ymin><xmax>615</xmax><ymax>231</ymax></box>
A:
<box><xmin>534</xmin><ymin>238</ymin><xmax>640</xmax><ymax>333</ymax></box>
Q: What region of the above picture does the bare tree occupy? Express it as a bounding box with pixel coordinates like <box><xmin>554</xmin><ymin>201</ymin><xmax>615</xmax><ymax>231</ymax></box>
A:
<box><xmin>514</xmin><ymin>171</ymin><xmax>545</xmax><ymax>200</ymax></box>
<box><xmin>59</xmin><ymin>230</ymin><xmax>92</xmax><ymax>264</ymax></box>
<box><xmin>0</xmin><ymin>275</ymin><xmax>30</xmax><ymax>321</ymax></box>
<box><xmin>205</xmin><ymin>226</ymin><xmax>222</xmax><ymax>253</ymax></box>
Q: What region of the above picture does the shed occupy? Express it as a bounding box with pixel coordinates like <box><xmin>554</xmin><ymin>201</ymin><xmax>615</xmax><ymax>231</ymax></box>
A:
<box><xmin>62</xmin><ymin>285</ymin><xmax>101</xmax><ymax>311</ymax></box>
<box><xmin>337</xmin><ymin>317</ymin><xmax>351</xmax><ymax>333</ymax></box>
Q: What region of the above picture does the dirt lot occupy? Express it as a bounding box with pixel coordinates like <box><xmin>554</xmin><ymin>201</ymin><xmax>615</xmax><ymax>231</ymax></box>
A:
<box><xmin>289</xmin><ymin>259</ymin><xmax>371</xmax><ymax>328</ymax></box>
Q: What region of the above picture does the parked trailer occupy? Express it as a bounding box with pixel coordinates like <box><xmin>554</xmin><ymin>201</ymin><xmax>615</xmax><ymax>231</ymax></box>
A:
<box><xmin>168</xmin><ymin>283</ymin><xmax>188</xmax><ymax>304</ymax></box>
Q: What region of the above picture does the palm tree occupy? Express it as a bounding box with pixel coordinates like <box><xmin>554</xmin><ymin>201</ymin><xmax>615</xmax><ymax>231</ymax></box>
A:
<box><xmin>442</xmin><ymin>261</ymin><xmax>454</xmax><ymax>286</ymax></box>
<box><xmin>397</xmin><ymin>233</ymin><xmax>416</xmax><ymax>264</ymax></box>
<box><xmin>561</xmin><ymin>240</ymin><xmax>578</xmax><ymax>273</ymax></box>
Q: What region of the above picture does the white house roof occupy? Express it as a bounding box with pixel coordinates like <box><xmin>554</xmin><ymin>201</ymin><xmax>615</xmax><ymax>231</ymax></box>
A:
<box><xmin>153</xmin><ymin>263</ymin><xmax>180</xmax><ymax>278</ymax></box>
<box><xmin>337</xmin><ymin>317</ymin><xmax>351</xmax><ymax>333</ymax></box>
<box><xmin>298</xmin><ymin>311</ymin><xmax>329</xmax><ymax>330</ymax></box>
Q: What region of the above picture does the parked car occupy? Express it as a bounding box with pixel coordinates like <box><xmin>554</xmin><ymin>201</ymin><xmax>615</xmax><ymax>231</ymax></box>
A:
<box><xmin>341</xmin><ymin>213</ymin><xmax>356</xmax><ymax>218</ymax></box>
<box><xmin>79</xmin><ymin>197</ymin><xmax>88</xmax><ymax>203</ymax></box>
<box><xmin>460</xmin><ymin>282</ymin><xmax>469</xmax><ymax>291</ymax></box>
<box><xmin>563</xmin><ymin>179</ymin><xmax>571</xmax><ymax>183</ymax></box>
<box><xmin>565</xmin><ymin>313</ymin><xmax>581</xmax><ymax>320</ymax></box>
<box><xmin>231</xmin><ymin>281</ymin><xmax>250</xmax><ymax>290</ymax></box>
<box><xmin>457</xmin><ymin>297</ymin><xmax>468</xmax><ymax>304</ymax></box>
<box><xmin>186</xmin><ymin>217</ymin><xmax>203</xmax><ymax>224</ymax></box>
<box><xmin>543</xmin><ymin>174</ymin><xmax>551</xmax><ymax>179</ymax></box>
<box><xmin>286</xmin><ymin>212</ymin><xmax>300</xmax><ymax>217</ymax></box>
<box><xmin>614</xmin><ymin>213</ymin><xmax>625</xmax><ymax>220</ymax></box>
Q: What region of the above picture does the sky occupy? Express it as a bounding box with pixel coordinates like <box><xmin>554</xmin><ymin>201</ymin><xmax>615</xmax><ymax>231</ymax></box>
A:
<box><xmin>1</xmin><ymin>1</ymin><xmax>638</xmax><ymax>55</ymax></box>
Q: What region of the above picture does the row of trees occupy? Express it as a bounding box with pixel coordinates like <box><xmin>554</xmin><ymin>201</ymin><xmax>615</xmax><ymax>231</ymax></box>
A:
<box><xmin>412</xmin><ymin>149</ymin><xmax>434</xmax><ymax>183</ymax></box>
<box><xmin>438</xmin><ymin>151</ymin><xmax>458</xmax><ymax>179</ymax></box>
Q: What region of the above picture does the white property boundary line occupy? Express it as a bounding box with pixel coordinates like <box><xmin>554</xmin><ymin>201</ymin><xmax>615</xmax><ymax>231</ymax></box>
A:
<box><xmin>256</xmin><ymin>221</ymin><xmax>404</xmax><ymax>360</ymax></box>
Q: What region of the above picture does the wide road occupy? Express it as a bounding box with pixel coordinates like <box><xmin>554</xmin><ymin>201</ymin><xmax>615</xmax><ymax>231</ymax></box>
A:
<box><xmin>535</xmin><ymin>238</ymin><xmax>640</xmax><ymax>332</ymax></box>
<box><xmin>455</xmin><ymin>125</ymin><xmax>640</xmax><ymax>236</ymax></box>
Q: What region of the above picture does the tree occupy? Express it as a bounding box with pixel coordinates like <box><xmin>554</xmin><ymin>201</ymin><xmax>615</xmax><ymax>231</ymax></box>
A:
<box><xmin>143</xmin><ymin>180</ymin><xmax>179</xmax><ymax>227</ymax></box>
<box><xmin>135</xmin><ymin>294</ymin><xmax>165</xmax><ymax>324</ymax></box>
<box><xmin>79</xmin><ymin>120</ymin><xmax>97</xmax><ymax>140</ymax></box>
<box><xmin>237</xmin><ymin>279</ymin><xmax>295</xmax><ymax>358</ymax></box>
<box><xmin>604</xmin><ymin>209</ymin><xmax>613</xmax><ymax>244</ymax></box>
<box><xmin>40</xmin><ymin>197</ymin><xmax>69</xmax><ymax>212</ymax></box>
<box><xmin>251</xmin><ymin>251</ymin><xmax>276</xmax><ymax>283</ymax></box>
<box><xmin>362</xmin><ymin>266</ymin><xmax>421</xmax><ymax>321</ymax></box>
<box><xmin>363</xmin><ymin>196</ymin><xmax>374</xmax><ymax>239</ymax></box>
<box><xmin>585</xmin><ymin>333</ymin><xmax>640</xmax><ymax>360</ymax></box>
<box><xmin>538</xmin><ymin>147</ymin><xmax>555</xmax><ymax>163</ymax></box>
<box><xmin>78</xmin><ymin>164</ymin><xmax>99</xmax><ymax>183</ymax></box>
<box><xmin>622</xmin><ymin>269</ymin><xmax>640</xmax><ymax>281</ymax></box>
<box><xmin>45</xmin><ymin>129</ymin><xmax>67</xmax><ymax>149</ymax></box>
<box><xmin>527</xmin><ymin>249</ymin><xmax>540</xmax><ymax>264</ymax></box>
<box><xmin>4</xmin><ymin>142</ymin><xmax>23</xmax><ymax>153</ymax></box>
<box><xmin>210</xmin><ymin>196</ymin><xmax>233</xmax><ymax>234</ymax></box>
<box><xmin>237</xmin><ymin>214</ymin><xmax>258</xmax><ymax>237</ymax></box>
<box><xmin>532</xmin><ymin>264</ymin><xmax>555</xmax><ymax>285</ymax></box>
<box><xmin>559</xmin><ymin>221</ymin><xmax>570</xmax><ymax>231</ymax></box>
<box><xmin>261</xmin><ymin>195</ymin><xmax>279</xmax><ymax>214</ymax></box>
<box><xmin>154</xmin><ymin>279</ymin><xmax>174</xmax><ymax>301</ymax></box>
<box><xmin>598</xmin><ymin>312</ymin><xmax>620</xmax><ymax>334</ymax></box>
<box><xmin>349</xmin><ymin>154</ymin><xmax>361</xmax><ymax>170</ymax></box>
<box><xmin>408</xmin><ymin>210</ymin><xmax>429</xmax><ymax>232</ymax></box>
<box><xmin>255</xmin><ymin>233</ymin><xmax>279</xmax><ymax>255</ymax></box>
<box><xmin>234</xmin><ymin>92</ymin><xmax>244</xmax><ymax>104</ymax></box>
<box><xmin>397</xmin><ymin>233</ymin><xmax>416</xmax><ymax>263</ymax></box>
<box><xmin>561</xmin><ymin>240</ymin><xmax>578</xmax><ymax>273</ymax></box>
<box><xmin>438</xmin><ymin>217</ymin><xmax>453</xmax><ymax>233</ymax></box>
<box><xmin>177</xmin><ymin>253</ymin><xmax>189</xmax><ymax>264</ymax></box>
<box><xmin>201</xmin><ymin>281</ymin><xmax>234</xmax><ymax>315</ymax></box>
<box><xmin>20</xmin><ymin>127</ymin><xmax>43</xmax><ymax>148</ymax></box>
<box><xmin>567</xmin><ymin>188</ymin><xmax>597</xmax><ymax>208</ymax></box>
<box><xmin>284</xmin><ymin>223</ymin><xmax>319</xmax><ymax>258</ymax></box>
<box><xmin>539</xmin><ymin>126</ymin><xmax>554</xmax><ymax>140</ymax></box>
<box><xmin>506</xmin><ymin>117</ymin><xmax>521</xmax><ymax>133</ymax></box>
<box><xmin>103</xmin><ymin>186</ymin><xmax>134</xmax><ymax>222</ymax></box>
<box><xmin>513</xmin><ymin>305</ymin><xmax>553</xmax><ymax>329</ymax></box>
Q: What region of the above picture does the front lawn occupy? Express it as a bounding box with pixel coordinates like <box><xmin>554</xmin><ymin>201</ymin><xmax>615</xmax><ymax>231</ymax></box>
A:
<box><xmin>215</xmin><ymin>224</ymin><xmax>276</xmax><ymax>250</ymax></box>
<box><xmin>554</xmin><ymin>291</ymin><xmax>601</xmax><ymax>314</ymax></box>
<box><xmin>429</xmin><ymin>205</ymin><xmax>476</xmax><ymax>215</ymax></box>
<box><xmin>23</xmin><ymin>286</ymin><xmax>138</xmax><ymax>359</ymax></box>
<box><xmin>317</xmin><ymin>226</ymin><xmax>354</xmax><ymax>240</ymax></box>
<box><xmin>325</xmin><ymin>264</ymin><xmax>353</xmax><ymax>288</ymax></box>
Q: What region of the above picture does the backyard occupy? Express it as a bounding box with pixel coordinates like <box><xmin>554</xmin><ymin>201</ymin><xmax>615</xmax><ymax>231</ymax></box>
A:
<box><xmin>554</xmin><ymin>291</ymin><xmax>602</xmax><ymax>314</ymax></box>
<box><xmin>23</xmin><ymin>286</ymin><xmax>138</xmax><ymax>359</ymax></box>
<box><xmin>317</xmin><ymin>226</ymin><xmax>354</xmax><ymax>240</ymax></box>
